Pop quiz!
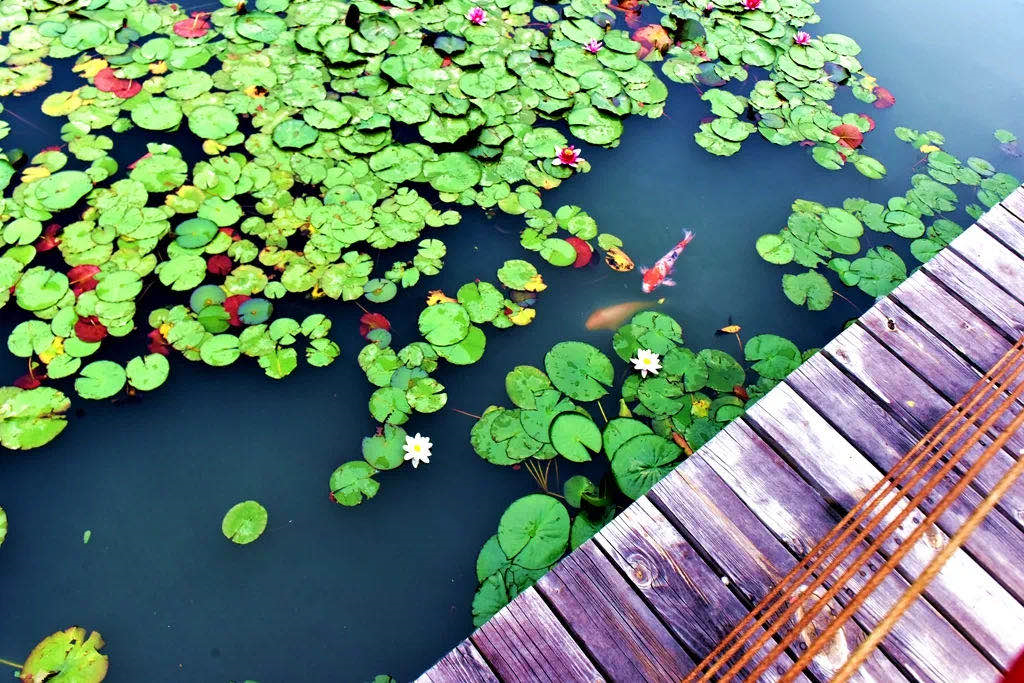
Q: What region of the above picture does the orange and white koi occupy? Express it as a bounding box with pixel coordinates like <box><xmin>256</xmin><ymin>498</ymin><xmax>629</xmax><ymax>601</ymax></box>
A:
<box><xmin>641</xmin><ymin>230</ymin><xmax>694</xmax><ymax>293</ymax></box>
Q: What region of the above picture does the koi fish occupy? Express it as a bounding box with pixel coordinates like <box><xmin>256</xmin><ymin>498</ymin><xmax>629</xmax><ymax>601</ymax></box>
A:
<box><xmin>585</xmin><ymin>298</ymin><xmax>664</xmax><ymax>331</ymax></box>
<box><xmin>641</xmin><ymin>230</ymin><xmax>694</xmax><ymax>293</ymax></box>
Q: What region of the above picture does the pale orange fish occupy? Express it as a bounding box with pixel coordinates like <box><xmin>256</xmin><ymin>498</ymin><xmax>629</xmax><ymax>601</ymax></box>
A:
<box><xmin>585</xmin><ymin>298</ymin><xmax>664</xmax><ymax>331</ymax></box>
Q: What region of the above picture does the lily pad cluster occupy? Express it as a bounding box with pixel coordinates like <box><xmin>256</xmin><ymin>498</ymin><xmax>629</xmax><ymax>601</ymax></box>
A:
<box><xmin>329</xmin><ymin>260</ymin><xmax>545</xmax><ymax>505</ymax></box>
<box><xmin>468</xmin><ymin>311</ymin><xmax>812</xmax><ymax>624</ymax></box>
<box><xmin>651</xmin><ymin>0</ymin><xmax>889</xmax><ymax>175</ymax></box>
<box><xmin>756</xmin><ymin>127</ymin><xmax>1022</xmax><ymax>310</ymax></box>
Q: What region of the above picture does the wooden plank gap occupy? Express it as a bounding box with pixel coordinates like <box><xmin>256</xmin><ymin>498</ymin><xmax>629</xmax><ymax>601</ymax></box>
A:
<box><xmin>976</xmin><ymin>204</ymin><xmax>1024</xmax><ymax>259</ymax></box>
<box><xmin>947</xmin><ymin>226</ymin><xmax>1024</xmax><ymax>306</ymax></box>
<box><xmin>921</xmin><ymin>249</ymin><xmax>1024</xmax><ymax>340</ymax></box>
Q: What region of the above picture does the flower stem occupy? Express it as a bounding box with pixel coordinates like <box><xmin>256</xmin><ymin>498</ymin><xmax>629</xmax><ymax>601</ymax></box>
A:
<box><xmin>0</xmin><ymin>658</ymin><xmax>24</xmax><ymax>669</ymax></box>
<box><xmin>832</xmin><ymin>289</ymin><xmax>860</xmax><ymax>312</ymax></box>
<box><xmin>450</xmin><ymin>408</ymin><xmax>482</xmax><ymax>419</ymax></box>
<box><xmin>596</xmin><ymin>400</ymin><xmax>608</xmax><ymax>424</ymax></box>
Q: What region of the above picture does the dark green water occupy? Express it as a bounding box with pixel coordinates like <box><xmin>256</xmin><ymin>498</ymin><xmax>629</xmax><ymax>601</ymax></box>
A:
<box><xmin>2</xmin><ymin>1</ymin><xmax>1023</xmax><ymax>680</ymax></box>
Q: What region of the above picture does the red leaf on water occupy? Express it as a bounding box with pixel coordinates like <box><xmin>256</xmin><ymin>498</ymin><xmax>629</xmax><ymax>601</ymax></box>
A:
<box><xmin>223</xmin><ymin>295</ymin><xmax>251</xmax><ymax>327</ymax></box>
<box><xmin>14</xmin><ymin>373</ymin><xmax>44</xmax><ymax>389</ymax></box>
<box><xmin>147</xmin><ymin>329</ymin><xmax>170</xmax><ymax>356</ymax></box>
<box><xmin>207</xmin><ymin>254</ymin><xmax>233</xmax><ymax>276</ymax></box>
<box><xmin>858</xmin><ymin>113</ymin><xmax>876</xmax><ymax>132</ymax></box>
<box><xmin>872</xmin><ymin>85</ymin><xmax>895</xmax><ymax>109</ymax></box>
<box><xmin>93</xmin><ymin>68</ymin><xmax>141</xmax><ymax>99</ymax></box>
<box><xmin>565</xmin><ymin>237</ymin><xmax>593</xmax><ymax>268</ymax></box>
<box><xmin>75</xmin><ymin>316</ymin><xmax>108</xmax><ymax>342</ymax></box>
<box><xmin>631</xmin><ymin>24</ymin><xmax>672</xmax><ymax>59</ymax></box>
<box><xmin>831</xmin><ymin>123</ymin><xmax>864</xmax><ymax>150</ymax></box>
<box><xmin>173</xmin><ymin>13</ymin><xmax>211</xmax><ymax>38</ymax></box>
<box><xmin>35</xmin><ymin>223</ymin><xmax>61</xmax><ymax>252</ymax></box>
<box><xmin>799</xmin><ymin>140</ymin><xmax>816</xmax><ymax>147</ymax></box>
<box><xmin>218</xmin><ymin>227</ymin><xmax>240</xmax><ymax>241</ymax></box>
<box><xmin>68</xmin><ymin>265</ymin><xmax>100</xmax><ymax>295</ymax></box>
<box><xmin>359</xmin><ymin>312</ymin><xmax>391</xmax><ymax>338</ymax></box>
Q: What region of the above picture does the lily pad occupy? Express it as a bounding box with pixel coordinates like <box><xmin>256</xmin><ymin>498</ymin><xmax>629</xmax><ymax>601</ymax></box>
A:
<box><xmin>550</xmin><ymin>412</ymin><xmax>600</xmax><ymax>462</ymax></box>
<box><xmin>330</xmin><ymin>461</ymin><xmax>380</xmax><ymax>506</ymax></box>
<box><xmin>544</xmin><ymin>341</ymin><xmax>614</xmax><ymax>401</ymax></box>
<box><xmin>75</xmin><ymin>360</ymin><xmax>127</xmax><ymax>399</ymax></box>
<box><xmin>418</xmin><ymin>302</ymin><xmax>470</xmax><ymax>346</ymax></box>
<box><xmin>611</xmin><ymin>433</ymin><xmax>682</xmax><ymax>499</ymax></box>
<box><xmin>497</xmin><ymin>494</ymin><xmax>569</xmax><ymax>570</ymax></box>
<box><xmin>221</xmin><ymin>501</ymin><xmax>268</xmax><ymax>544</ymax></box>
<box><xmin>21</xmin><ymin>627</ymin><xmax>108</xmax><ymax>683</ymax></box>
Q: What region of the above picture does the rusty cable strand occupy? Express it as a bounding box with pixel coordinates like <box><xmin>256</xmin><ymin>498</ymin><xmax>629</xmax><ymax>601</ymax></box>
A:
<box><xmin>685</xmin><ymin>338</ymin><xmax>1024</xmax><ymax>681</ymax></box>
<box><xmin>755</xmin><ymin>356</ymin><xmax>1024</xmax><ymax>681</ymax></box>
<box><xmin>828</xmin><ymin>434</ymin><xmax>1024</xmax><ymax>683</ymax></box>
<box><xmin>739</xmin><ymin>353</ymin><xmax>1024</xmax><ymax>681</ymax></box>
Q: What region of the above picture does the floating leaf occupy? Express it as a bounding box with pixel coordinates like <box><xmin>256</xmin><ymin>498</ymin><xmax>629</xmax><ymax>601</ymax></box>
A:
<box><xmin>544</xmin><ymin>341</ymin><xmax>614</xmax><ymax>401</ymax></box>
<box><xmin>550</xmin><ymin>413</ymin><xmax>600</xmax><ymax>462</ymax></box>
<box><xmin>497</xmin><ymin>494</ymin><xmax>569</xmax><ymax>570</ymax></box>
<box><xmin>221</xmin><ymin>501</ymin><xmax>268</xmax><ymax>545</ymax></box>
<box><xmin>611</xmin><ymin>433</ymin><xmax>682</xmax><ymax>499</ymax></box>
<box><xmin>125</xmin><ymin>354</ymin><xmax>170</xmax><ymax>391</ymax></box>
<box><xmin>330</xmin><ymin>461</ymin><xmax>380</xmax><ymax>506</ymax></box>
<box><xmin>0</xmin><ymin>386</ymin><xmax>70</xmax><ymax>450</ymax></box>
<box><xmin>782</xmin><ymin>270</ymin><xmax>833</xmax><ymax>311</ymax></box>
<box><xmin>75</xmin><ymin>360</ymin><xmax>127</xmax><ymax>399</ymax></box>
<box><xmin>21</xmin><ymin>627</ymin><xmax>108</xmax><ymax>683</ymax></box>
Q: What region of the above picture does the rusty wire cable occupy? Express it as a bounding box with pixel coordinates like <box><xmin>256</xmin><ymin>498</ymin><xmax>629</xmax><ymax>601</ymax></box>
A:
<box><xmin>684</xmin><ymin>336</ymin><xmax>1024</xmax><ymax>681</ymax></box>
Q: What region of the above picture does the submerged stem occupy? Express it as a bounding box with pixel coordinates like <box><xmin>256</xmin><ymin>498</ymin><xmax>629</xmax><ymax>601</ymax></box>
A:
<box><xmin>596</xmin><ymin>400</ymin><xmax>608</xmax><ymax>424</ymax></box>
<box><xmin>450</xmin><ymin>408</ymin><xmax>482</xmax><ymax>419</ymax></box>
<box><xmin>0</xmin><ymin>658</ymin><xmax>24</xmax><ymax>670</ymax></box>
<box><xmin>832</xmin><ymin>289</ymin><xmax>860</xmax><ymax>312</ymax></box>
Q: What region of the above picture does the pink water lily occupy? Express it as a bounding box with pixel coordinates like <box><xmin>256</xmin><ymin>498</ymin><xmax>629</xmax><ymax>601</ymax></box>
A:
<box><xmin>742</xmin><ymin>0</ymin><xmax>760</xmax><ymax>9</ymax></box>
<box><xmin>553</xmin><ymin>145</ymin><xmax>584</xmax><ymax>168</ymax></box>
<box><xmin>794</xmin><ymin>30</ymin><xmax>811</xmax><ymax>45</ymax></box>
<box><xmin>585</xmin><ymin>39</ymin><xmax>603</xmax><ymax>53</ymax></box>
<box><xmin>466</xmin><ymin>6</ymin><xmax>487</xmax><ymax>24</ymax></box>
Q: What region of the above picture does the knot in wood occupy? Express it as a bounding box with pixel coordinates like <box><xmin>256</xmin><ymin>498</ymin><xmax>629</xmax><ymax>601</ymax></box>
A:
<box><xmin>626</xmin><ymin>553</ymin><xmax>656</xmax><ymax>588</ymax></box>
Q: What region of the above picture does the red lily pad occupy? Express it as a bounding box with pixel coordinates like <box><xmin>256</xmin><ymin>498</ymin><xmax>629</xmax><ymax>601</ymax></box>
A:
<box><xmin>14</xmin><ymin>372</ymin><xmax>45</xmax><ymax>389</ymax></box>
<box><xmin>36</xmin><ymin>224</ymin><xmax>61</xmax><ymax>252</ymax></box>
<box><xmin>94</xmin><ymin>68</ymin><xmax>142</xmax><ymax>99</ymax></box>
<box><xmin>872</xmin><ymin>85</ymin><xmax>895</xmax><ymax>109</ymax></box>
<box><xmin>223</xmin><ymin>294</ymin><xmax>251</xmax><ymax>326</ymax></box>
<box><xmin>359</xmin><ymin>312</ymin><xmax>391</xmax><ymax>338</ymax></box>
<box><xmin>68</xmin><ymin>265</ymin><xmax>100</xmax><ymax>295</ymax></box>
<box><xmin>147</xmin><ymin>330</ymin><xmax>170</xmax><ymax>356</ymax></box>
<box><xmin>631</xmin><ymin>25</ymin><xmax>672</xmax><ymax>58</ymax></box>
<box><xmin>831</xmin><ymin>123</ymin><xmax>863</xmax><ymax>150</ymax></box>
<box><xmin>565</xmin><ymin>237</ymin><xmax>593</xmax><ymax>268</ymax></box>
<box><xmin>207</xmin><ymin>254</ymin><xmax>232</xmax><ymax>275</ymax></box>
<box><xmin>173</xmin><ymin>14</ymin><xmax>211</xmax><ymax>38</ymax></box>
<box><xmin>75</xmin><ymin>316</ymin><xmax>108</xmax><ymax>343</ymax></box>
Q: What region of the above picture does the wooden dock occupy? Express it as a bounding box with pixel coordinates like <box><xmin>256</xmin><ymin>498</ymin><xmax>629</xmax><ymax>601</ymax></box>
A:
<box><xmin>416</xmin><ymin>187</ymin><xmax>1024</xmax><ymax>682</ymax></box>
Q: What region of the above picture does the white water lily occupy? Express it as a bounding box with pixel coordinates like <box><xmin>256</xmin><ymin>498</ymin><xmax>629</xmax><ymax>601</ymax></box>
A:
<box><xmin>630</xmin><ymin>348</ymin><xmax>662</xmax><ymax>378</ymax></box>
<box><xmin>403</xmin><ymin>432</ymin><xmax>433</xmax><ymax>468</ymax></box>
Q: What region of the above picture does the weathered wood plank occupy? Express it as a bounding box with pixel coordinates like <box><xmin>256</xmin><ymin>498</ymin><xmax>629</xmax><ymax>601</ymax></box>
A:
<box><xmin>948</xmin><ymin>226</ymin><xmax>1024</xmax><ymax>305</ymax></box>
<box><xmin>415</xmin><ymin>640</ymin><xmax>499</xmax><ymax>683</ymax></box>
<box><xmin>595</xmin><ymin>497</ymin><xmax>804</xmax><ymax>682</ymax></box>
<box><xmin>787</xmin><ymin>356</ymin><xmax>1024</xmax><ymax>599</ymax></box>
<box><xmin>889</xmin><ymin>272</ymin><xmax>1014</xmax><ymax>372</ymax></box>
<box><xmin>470</xmin><ymin>587</ymin><xmax>603</xmax><ymax>682</ymax></box>
<box><xmin>537</xmin><ymin>540</ymin><xmax>695</xmax><ymax>680</ymax></box>
<box><xmin>922</xmin><ymin>248</ymin><xmax>1024</xmax><ymax>339</ymax></box>
<box><xmin>649</xmin><ymin>459</ymin><xmax>908</xmax><ymax>682</ymax></box>
<box><xmin>824</xmin><ymin>325</ymin><xmax>1024</xmax><ymax>502</ymax></box>
<box><xmin>1000</xmin><ymin>186</ymin><xmax>1024</xmax><ymax>223</ymax></box>
<box><xmin>858</xmin><ymin>299</ymin><xmax>1024</xmax><ymax>439</ymax></box>
<box><xmin>746</xmin><ymin>382</ymin><xmax>1024</xmax><ymax>665</ymax></box>
<box><xmin>696</xmin><ymin>419</ymin><xmax>999</xmax><ymax>681</ymax></box>
<box><xmin>978</xmin><ymin>204</ymin><xmax>1024</xmax><ymax>258</ymax></box>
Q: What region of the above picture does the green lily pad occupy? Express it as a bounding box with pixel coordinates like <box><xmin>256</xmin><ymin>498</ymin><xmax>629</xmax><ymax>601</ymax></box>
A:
<box><xmin>0</xmin><ymin>386</ymin><xmax>70</xmax><ymax>450</ymax></box>
<box><xmin>362</xmin><ymin>424</ymin><xmax>408</xmax><ymax>470</ymax></box>
<box><xmin>329</xmin><ymin>461</ymin><xmax>380</xmax><ymax>506</ymax></box>
<box><xmin>175</xmin><ymin>217</ymin><xmax>219</xmax><ymax>248</ymax></box>
<box><xmin>497</xmin><ymin>494</ymin><xmax>569</xmax><ymax>570</ymax></box>
<box><xmin>125</xmin><ymin>354</ymin><xmax>170</xmax><ymax>391</ymax></box>
<box><xmin>550</xmin><ymin>412</ymin><xmax>600</xmax><ymax>462</ymax></box>
<box><xmin>505</xmin><ymin>365</ymin><xmax>553</xmax><ymax>409</ymax></box>
<box><xmin>75</xmin><ymin>360</ymin><xmax>127</xmax><ymax>399</ymax></box>
<box><xmin>544</xmin><ymin>341</ymin><xmax>613</xmax><ymax>401</ymax></box>
<box><xmin>188</xmin><ymin>105</ymin><xmax>239</xmax><ymax>139</ymax></box>
<box><xmin>782</xmin><ymin>270</ymin><xmax>833</xmax><ymax>311</ymax></box>
<box><xmin>21</xmin><ymin>627</ymin><xmax>108</xmax><ymax>683</ymax></box>
<box><xmin>418</xmin><ymin>302</ymin><xmax>470</xmax><ymax>346</ymax></box>
<box><xmin>221</xmin><ymin>501</ymin><xmax>268</xmax><ymax>544</ymax></box>
<box><xmin>611</xmin><ymin>433</ymin><xmax>682</xmax><ymax>499</ymax></box>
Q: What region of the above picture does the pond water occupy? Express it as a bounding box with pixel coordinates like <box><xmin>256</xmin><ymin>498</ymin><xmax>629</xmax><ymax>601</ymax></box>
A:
<box><xmin>2</xmin><ymin>0</ymin><xmax>1024</xmax><ymax>680</ymax></box>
